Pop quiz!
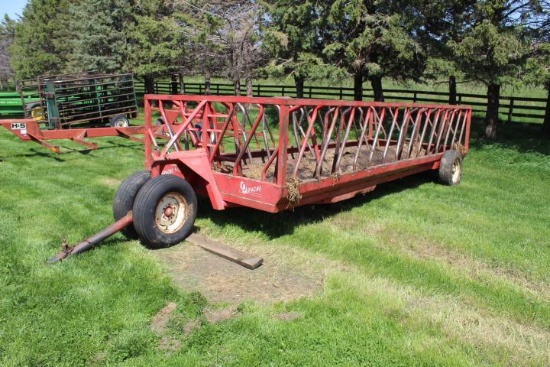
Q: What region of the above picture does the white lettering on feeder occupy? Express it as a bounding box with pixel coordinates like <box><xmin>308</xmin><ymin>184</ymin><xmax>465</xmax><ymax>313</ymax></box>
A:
<box><xmin>240</xmin><ymin>181</ymin><xmax>261</xmax><ymax>196</ymax></box>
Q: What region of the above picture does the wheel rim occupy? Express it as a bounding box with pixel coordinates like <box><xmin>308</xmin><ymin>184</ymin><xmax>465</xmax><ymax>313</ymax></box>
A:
<box><xmin>114</xmin><ymin>117</ymin><xmax>129</xmax><ymax>127</ymax></box>
<box><xmin>31</xmin><ymin>107</ymin><xmax>45</xmax><ymax>121</ymax></box>
<box><xmin>451</xmin><ymin>158</ymin><xmax>461</xmax><ymax>183</ymax></box>
<box><xmin>154</xmin><ymin>191</ymin><xmax>188</xmax><ymax>234</ymax></box>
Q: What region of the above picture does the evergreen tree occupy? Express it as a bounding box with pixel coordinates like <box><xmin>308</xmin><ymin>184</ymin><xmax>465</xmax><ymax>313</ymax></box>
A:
<box><xmin>10</xmin><ymin>0</ymin><xmax>80</xmax><ymax>78</ymax></box>
<box><xmin>0</xmin><ymin>15</ymin><xmax>16</xmax><ymax>89</ymax></box>
<box><xmin>534</xmin><ymin>1</ymin><xmax>550</xmax><ymax>136</ymax></box>
<box><xmin>408</xmin><ymin>0</ymin><xmax>476</xmax><ymax>104</ymax></box>
<box><xmin>261</xmin><ymin>0</ymin><xmax>341</xmax><ymax>97</ymax></box>
<box><xmin>323</xmin><ymin>0</ymin><xmax>425</xmax><ymax>101</ymax></box>
<box><xmin>449</xmin><ymin>0</ymin><xmax>546</xmax><ymax>139</ymax></box>
<box><xmin>66</xmin><ymin>0</ymin><xmax>134</xmax><ymax>74</ymax></box>
<box><xmin>125</xmin><ymin>0</ymin><xmax>187</xmax><ymax>93</ymax></box>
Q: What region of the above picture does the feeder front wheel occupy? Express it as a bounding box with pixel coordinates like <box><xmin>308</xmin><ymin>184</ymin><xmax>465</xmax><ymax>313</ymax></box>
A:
<box><xmin>113</xmin><ymin>170</ymin><xmax>151</xmax><ymax>239</ymax></box>
<box><xmin>133</xmin><ymin>175</ymin><xmax>197</xmax><ymax>249</ymax></box>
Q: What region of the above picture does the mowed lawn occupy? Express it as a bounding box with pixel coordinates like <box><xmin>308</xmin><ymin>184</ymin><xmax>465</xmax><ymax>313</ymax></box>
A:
<box><xmin>0</xmin><ymin>119</ymin><xmax>549</xmax><ymax>366</ymax></box>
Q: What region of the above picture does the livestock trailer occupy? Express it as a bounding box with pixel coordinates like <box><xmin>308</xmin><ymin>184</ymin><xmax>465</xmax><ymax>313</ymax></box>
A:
<box><xmin>1</xmin><ymin>73</ymin><xmax>141</xmax><ymax>152</ymax></box>
<box><xmin>50</xmin><ymin>93</ymin><xmax>472</xmax><ymax>262</ymax></box>
<box><xmin>17</xmin><ymin>73</ymin><xmax>138</xmax><ymax>128</ymax></box>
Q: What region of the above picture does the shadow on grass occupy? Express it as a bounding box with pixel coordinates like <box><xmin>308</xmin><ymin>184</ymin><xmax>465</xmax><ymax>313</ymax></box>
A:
<box><xmin>470</xmin><ymin>116</ymin><xmax>550</xmax><ymax>156</ymax></box>
<box><xmin>198</xmin><ymin>171</ymin><xmax>436</xmax><ymax>240</ymax></box>
<box><xmin>2</xmin><ymin>138</ymin><xmax>143</xmax><ymax>160</ymax></box>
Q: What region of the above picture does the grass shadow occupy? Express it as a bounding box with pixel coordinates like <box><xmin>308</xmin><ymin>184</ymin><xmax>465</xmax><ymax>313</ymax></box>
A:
<box><xmin>198</xmin><ymin>171</ymin><xmax>435</xmax><ymax>240</ymax></box>
<box><xmin>470</xmin><ymin>116</ymin><xmax>550</xmax><ymax>156</ymax></box>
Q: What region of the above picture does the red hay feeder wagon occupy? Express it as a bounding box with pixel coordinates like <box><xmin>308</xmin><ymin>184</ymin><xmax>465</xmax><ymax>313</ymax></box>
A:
<box><xmin>51</xmin><ymin>94</ymin><xmax>472</xmax><ymax>263</ymax></box>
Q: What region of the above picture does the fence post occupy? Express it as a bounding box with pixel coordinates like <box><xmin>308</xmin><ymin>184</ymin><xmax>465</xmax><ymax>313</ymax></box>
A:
<box><xmin>507</xmin><ymin>98</ymin><xmax>514</xmax><ymax>124</ymax></box>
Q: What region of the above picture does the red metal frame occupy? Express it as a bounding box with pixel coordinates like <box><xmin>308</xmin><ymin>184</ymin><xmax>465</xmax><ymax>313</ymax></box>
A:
<box><xmin>0</xmin><ymin>119</ymin><xmax>149</xmax><ymax>152</ymax></box>
<box><xmin>143</xmin><ymin>94</ymin><xmax>472</xmax><ymax>213</ymax></box>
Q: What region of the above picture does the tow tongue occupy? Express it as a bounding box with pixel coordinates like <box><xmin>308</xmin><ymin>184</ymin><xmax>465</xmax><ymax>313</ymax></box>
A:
<box><xmin>47</xmin><ymin>212</ymin><xmax>133</xmax><ymax>263</ymax></box>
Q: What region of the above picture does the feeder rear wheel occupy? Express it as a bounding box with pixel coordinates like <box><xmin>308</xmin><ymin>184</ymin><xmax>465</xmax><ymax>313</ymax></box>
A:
<box><xmin>438</xmin><ymin>150</ymin><xmax>463</xmax><ymax>186</ymax></box>
<box><xmin>133</xmin><ymin>175</ymin><xmax>197</xmax><ymax>249</ymax></box>
<box><xmin>113</xmin><ymin>171</ymin><xmax>151</xmax><ymax>239</ymax></box>
<box><xmin>111</xmin><ymin>114</ymin><xmax>130</xmax><ymax>127</ymax></box>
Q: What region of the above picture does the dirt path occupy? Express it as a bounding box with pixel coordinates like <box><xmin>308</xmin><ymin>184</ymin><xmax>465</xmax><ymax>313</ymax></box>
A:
<box><xmin>153</xmin><ymin>239</ymin><xmax>325</xmax><ymax>305</ymax></box>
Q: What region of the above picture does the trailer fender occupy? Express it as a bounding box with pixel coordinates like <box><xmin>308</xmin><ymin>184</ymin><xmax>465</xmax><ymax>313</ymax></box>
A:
<box><xmin>152</xmin><ymin>149</ymin><xmax>227</xmax><ymax>210</ymax></box>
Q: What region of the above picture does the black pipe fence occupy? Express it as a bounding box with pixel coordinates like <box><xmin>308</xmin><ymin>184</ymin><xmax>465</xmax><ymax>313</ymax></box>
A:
<box><xmin>134</xmin><ymin>81</ymin><xmax>547</xmax><ymax>125</ymax></box>
<box><xmin>2</xmin><ymin>79</ymin><xmax>546</xmax><ymax>124</ymax></box>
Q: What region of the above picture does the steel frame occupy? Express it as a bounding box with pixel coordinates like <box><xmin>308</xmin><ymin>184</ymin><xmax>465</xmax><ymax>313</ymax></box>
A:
<box><xmin>143</xmin><ymin>94</ymin><xmax>472</xmax><ymax>213</ymax></box>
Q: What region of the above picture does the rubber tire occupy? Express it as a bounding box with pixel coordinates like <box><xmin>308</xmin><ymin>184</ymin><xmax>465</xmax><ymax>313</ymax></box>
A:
<box><xmin>113</xmin><ymin>171</ymin><xmax>151</xmax><ymax>239</ymax></box>
<box><xmin>111</xmin><ymin>114</ymin><xmax>130</xmax><ymax>127</ymax></box>
<box><xmin>438</xmin><ymin>150</ymin><xmax>463</xmax><ymax>186</ymax></box>
<box><xmin>133</xmin><ymin>175</ymin><xmax>197</xmax><ymax>249</ymax></box>
<box><xmin>24</xmin><ymin>102</ymin><xmax>43</xmax><ymax>119</ymax></box>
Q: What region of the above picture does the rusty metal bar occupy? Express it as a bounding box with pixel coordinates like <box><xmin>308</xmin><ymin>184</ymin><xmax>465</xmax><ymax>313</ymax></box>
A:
<box><xmin>48</xmin><ymin>212</ymin><xmax>133</xmax><ymax>263</ymax></box>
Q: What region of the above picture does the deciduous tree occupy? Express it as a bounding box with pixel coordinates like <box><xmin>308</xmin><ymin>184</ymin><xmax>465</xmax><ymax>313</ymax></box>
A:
<box><xmin>177</xmin><ymin>0</ymin><xmax>264</xmax><ymax>95</ymax></box>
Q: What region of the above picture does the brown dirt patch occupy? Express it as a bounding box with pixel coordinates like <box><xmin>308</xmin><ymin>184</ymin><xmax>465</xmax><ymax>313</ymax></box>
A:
<box><xmin>100</xmin><ymin>177</ymin><xmax>122</xmax><ymax>188</ymax></box>
<box><xmin>153</xmin><ymin>239</ymin><xmax>325</xmax><ymax>305</ymax></box>
<box><xmin>150</xmin><ymin>302</ymin><xmax>177</xmax><ymax>333</ymax></box>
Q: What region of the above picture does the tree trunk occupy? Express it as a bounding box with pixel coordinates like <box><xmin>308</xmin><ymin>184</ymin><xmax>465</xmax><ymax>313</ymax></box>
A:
<box><xmin>295</xmin><ymin>75</ymin><xmax>305</xmax><ymax>98</ymax></box>
<box><xmin>353</xmin><ymin>72</ymin><xmax>363</xmax><ymax>101</ymax></box>
<box><xmin>543</xmin><ymin>81</ymin><xmax>550</xmax><ymax>137</ymax></box>
<box><xmin>170</xmin><ymin>74</ymin><xmax>178</xmax><ymax>95</ymax></box>
<box><xmin>448</xmin><ymin>75</ymin><xmax>457</xmax><ymax>105</ymax></box>
<box><xmin>179</xmin><ymin>73</ymin><xmax>185</xmax><ymax>94</ymax></box>
<box><xmin>485</xmin><ymin>83</ymin><xmax>500</xmax><ymax>140</ymax></box>
<box><xmin>144</xmin><ymin>75</ymin><xmax>155</xmax><ymax>94</ymax></box>
<box><xmin>233</xmin><ymin>79</ymin><xmax>241</xmax><ymax>96</ymax></box>
<box><xmin>370</xmin><ymin>75</ymin><xmax>385</xmax><ymax>102</ymax></box>
<box><xmin>246</xmin><ymin>74</ymin><xmax>253</xmax><ymax>97</ymax></box>
<box><xmin>205</xmin><ymin>72</ymin><xmax>211</xmax><ymax>95</ymax></box>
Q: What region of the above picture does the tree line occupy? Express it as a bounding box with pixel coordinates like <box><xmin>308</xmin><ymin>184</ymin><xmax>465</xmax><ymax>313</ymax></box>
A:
<box><xmin>1</xmin><ymin>0</ymin><xmax>549</xmax><ymax>138</ymax></box>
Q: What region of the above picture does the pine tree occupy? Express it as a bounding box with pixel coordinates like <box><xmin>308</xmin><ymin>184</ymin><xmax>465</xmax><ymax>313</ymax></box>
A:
<box><xmin>449</xmin><ymin>0</ymin><xmax>546</xmax><ymax>139</ymax></box>
<box><xmin>66</xmin><ymin>0</ymin><xmax>134</xmax><ymax>74</ymax></box>
<box><xmin>0</xmin><ymin>15</ymin><xmax>16</xmax><ymax>89</ymax></box>
<box><xmin>10</xmin><ymin>0</ymin><xmax>80</xmax><ymax>78</ymax></box>
<box><xmin>261</xmin><ymin>0</ymin><xmax>340</xmax><ymax>97</ymax></box>
<box><xmin>322</xmin><ymin>0</ymin><xmax>425</xmax><ymax>101</ymax></box>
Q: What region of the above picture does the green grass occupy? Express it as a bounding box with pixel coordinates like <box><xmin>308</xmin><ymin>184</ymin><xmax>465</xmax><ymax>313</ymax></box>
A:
<box><xmin>0</xmin><ymin>117</ymin><xmax>549</xmax><ymax>366</ymax></box>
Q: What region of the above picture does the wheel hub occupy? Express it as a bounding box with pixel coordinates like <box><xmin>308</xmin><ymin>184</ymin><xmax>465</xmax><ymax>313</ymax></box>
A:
<box><xmin>155</xmin><ymin>193</ymin><xmax>187</xmax><ymax>234</ymax></box>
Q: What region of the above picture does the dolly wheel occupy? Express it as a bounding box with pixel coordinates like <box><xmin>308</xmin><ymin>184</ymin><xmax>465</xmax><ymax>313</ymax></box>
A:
<box><xmin>113</xmin><ymin>171</ymin><xmax>151</xmax><ymax>239</ymax></box>
<box><xmin>438</xmin><ymin>150</ymin><xmax>463</xmax><ymax>186</ymax></box>
<box><xmin>133</xmin><ymin>175</ymin><xmax>197</xmax><ymax>249</ymax></box>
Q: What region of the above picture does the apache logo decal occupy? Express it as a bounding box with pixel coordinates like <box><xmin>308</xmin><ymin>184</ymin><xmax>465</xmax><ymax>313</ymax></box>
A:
<box><xmin>240</xmin><ymin>181</ymin><xmax>262</xmax><ymax>196</ymax></box>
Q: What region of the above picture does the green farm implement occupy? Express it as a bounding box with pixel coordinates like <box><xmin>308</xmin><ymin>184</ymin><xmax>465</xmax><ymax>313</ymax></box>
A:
<box><xmin>1</xmin><ymin>73</ymin><xmax>144</xmax><ymax>152</ymax></box>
